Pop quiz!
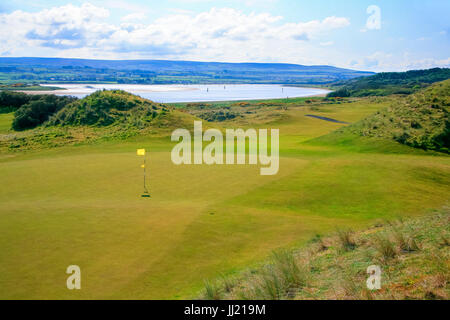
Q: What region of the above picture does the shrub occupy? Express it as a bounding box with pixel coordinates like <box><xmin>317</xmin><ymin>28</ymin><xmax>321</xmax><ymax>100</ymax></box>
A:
<box><xmin>0</xmin><ymin>91</ymin><xmax>31</xmax><ymax>113</ymax></box>
<box><xmin>12</xmin><ymin>95</ymin><xmax>77</xmax><ymax>130</ymax></box>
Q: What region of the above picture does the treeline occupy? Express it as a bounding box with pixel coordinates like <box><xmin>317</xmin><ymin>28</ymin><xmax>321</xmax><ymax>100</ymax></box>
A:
<box><xmin>0</xmin><ymin>91</ymin><xmax>77</xmax><ymax>130</ymax></box>
<box><xmin>328</xmin><ymin>68</ymin><xmax>450</xmax><ymax>97</ymax></box>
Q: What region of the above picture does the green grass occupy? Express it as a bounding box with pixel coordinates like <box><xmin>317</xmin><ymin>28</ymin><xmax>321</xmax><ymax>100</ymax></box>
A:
<box><xmin>0</xmin><ymin>113</ymin><xmax>13</xmax><ymax>133</ymax></box>
<box><xmin>0</xmin><ymin>95</ymin><xmax>449</xmax><ymax>299</ymax></box>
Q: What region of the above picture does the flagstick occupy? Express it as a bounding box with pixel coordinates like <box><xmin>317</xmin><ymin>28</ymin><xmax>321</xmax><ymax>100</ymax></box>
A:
<box><xmin>138</xmin><ymin>148</ymin><xmax>150</xmax><ymax>197</ymax></box>
<box><xmin>143</xmin><ymin>156</ymin><xmax>147</xmax><ymax>192</ymax></box>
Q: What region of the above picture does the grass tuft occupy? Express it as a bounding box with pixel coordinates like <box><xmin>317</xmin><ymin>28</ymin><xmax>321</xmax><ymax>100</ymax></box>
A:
<box><xmin>203</xmin><ymin>280</ymin><xmax>222</xmax><ymax>300</ymax></box>
<box><xmin>373</xmin><ymin>235</ymin><xmax>397</xmax><ymax>263</ymax></box>
<box><xmin>337</xmin><ymin>229</ymin><xmax>357</xmax><ymax>251</ymax></box>
<box><xmin>391</xmin><ymin>228</ymin><xmax>420</xmax><ymax>252</ymax></box>
<box><xmin>272</xmin><ymin>249</ymin><xmax>308</xmax><ymax>291</ymax></box>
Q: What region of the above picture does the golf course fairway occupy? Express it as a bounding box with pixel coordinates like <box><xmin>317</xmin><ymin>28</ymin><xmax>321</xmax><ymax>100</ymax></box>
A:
<box><xmin>0</xmin><ymin>99</ymin><xmax>449</xmax><ymax>299</ymax></box>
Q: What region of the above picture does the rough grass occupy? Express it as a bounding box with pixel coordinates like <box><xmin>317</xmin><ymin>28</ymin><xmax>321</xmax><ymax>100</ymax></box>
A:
<box><xmin>330</xmin><ymin>80</ymin><xmax>450</xmax><ymax>153</ymax></box>
<box><xmin>199</xmin><ymin>210</ymin><xmax>450</xmax><ymax>300</ymax></box>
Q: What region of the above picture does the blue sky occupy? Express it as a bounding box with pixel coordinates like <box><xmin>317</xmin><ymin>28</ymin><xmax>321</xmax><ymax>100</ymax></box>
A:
<box><xmin>0</xmin><ymin>0</ymin><xmax>449</xmax><ymax>71</ymax></box>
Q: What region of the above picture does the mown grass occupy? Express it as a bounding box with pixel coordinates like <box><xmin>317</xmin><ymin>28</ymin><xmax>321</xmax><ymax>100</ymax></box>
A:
<box><xmin>0</xmin><ymin>113</ymin><xmax>13</xmax><ymax>133</ymax></box>
<box><xmin>199</xmin><ymin>210</ymin><xmax>450</xmax><ymax>300</ymax></box>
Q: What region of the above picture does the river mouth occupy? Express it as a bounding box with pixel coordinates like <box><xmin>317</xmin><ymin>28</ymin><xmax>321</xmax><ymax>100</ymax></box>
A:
<box><xmin>34</xmin><ymin>84</ymin><xmax>331</xmax><ymax>103</ymax></box>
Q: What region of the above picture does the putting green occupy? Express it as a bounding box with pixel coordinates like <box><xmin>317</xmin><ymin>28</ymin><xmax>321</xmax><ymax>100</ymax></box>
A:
<box><xmin>0</xmin><ymin>101</ymin><xmax>449</xmax><ymax>299</ymax></box>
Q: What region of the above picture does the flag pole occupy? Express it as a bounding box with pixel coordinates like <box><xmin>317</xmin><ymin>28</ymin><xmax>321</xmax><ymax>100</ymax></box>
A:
<box><xmin>143</xmin><ymin>156</ymin><xmax>147</xmax><ymax>192</ymax></box>
<box><xmin>138</xmin><ymin>148</ymin><xmax>150</xmax><ymax>198</ymax></box>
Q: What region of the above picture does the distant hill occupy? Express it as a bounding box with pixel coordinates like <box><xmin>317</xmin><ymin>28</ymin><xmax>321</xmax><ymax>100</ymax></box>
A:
<box><xmin>333</xmin><ymin>80</ymin><xmax>450</xmax><ymax>153</ymax></box>
<box><xmin>0</xmin><ymin>57</ymin><xmax>374</xmax><ymax>85</ymax></box>
<box><xmin>328</xmin><ymin>68</ymin><xmax>450</xmax><ymax>97</ymax></box>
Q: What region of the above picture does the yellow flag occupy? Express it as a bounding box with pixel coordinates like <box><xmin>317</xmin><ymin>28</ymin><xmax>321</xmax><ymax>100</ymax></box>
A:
<box><xmin>137</xmin><ymin>149</ymin><xmax>146</xmax><ymax>156</ymax></box>
<box><xmin>141</xmin><ymin>164</ymin><xmax>145</xmax><ymax>168</ymax></box>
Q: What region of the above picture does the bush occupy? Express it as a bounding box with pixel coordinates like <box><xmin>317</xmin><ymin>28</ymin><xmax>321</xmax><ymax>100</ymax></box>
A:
<box><xmin>0</xmin><ymin>91</ymin><xmax>31</xmax><ymax>113</ymax></box>
<box><xmin>12</xmin><ymin>95</ymin><xmax>77</xmax><ymax>130</ymax></box>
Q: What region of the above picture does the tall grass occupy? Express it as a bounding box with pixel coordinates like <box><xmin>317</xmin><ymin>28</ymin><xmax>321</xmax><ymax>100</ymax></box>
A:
<box><xmin>337</xmin><ymin>229</ymin><xmax>357</xmax><ymax>251</ymax></box>
<box><xmin>373</xmin><ymin>235</ymin><xmax>397</xmax><ymax>262</ymax></box>
<box><xmin>238</xmin><ymin>250</ymin><xmax>308</xmax><ymax>300</ymax></box>
<box><xmin>203</xmin><ymin>280</ymin><xmax>222</xmax><ymax>300</ymax></box>
<box><xmin>391</xmin><ymin>227</ymin><xmax>420</xmax><ymax>252</ymax></box>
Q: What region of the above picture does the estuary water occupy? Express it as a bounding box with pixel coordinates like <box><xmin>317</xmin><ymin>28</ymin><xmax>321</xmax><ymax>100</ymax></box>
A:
<box><xmin>40</xmin><ymin>84</ymin><xmax>330</xmax><ymax>103</ymax></box>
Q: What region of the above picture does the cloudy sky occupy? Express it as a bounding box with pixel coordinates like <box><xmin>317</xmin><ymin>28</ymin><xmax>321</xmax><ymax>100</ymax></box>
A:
<box><xmin>0</xmin><ymin>0</ymin><xmax>449</xmax><ymax>71</ymax></box>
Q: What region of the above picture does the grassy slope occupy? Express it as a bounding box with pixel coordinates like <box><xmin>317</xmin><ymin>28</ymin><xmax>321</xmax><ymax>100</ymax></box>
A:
<box><xmin>317</xmin><ymin>80</ymin><xmax>450</xmax><ymax>153</ymax></box>
<box><xmin>200</xmin><ymin>209</ymin><xmax>449</xmax><ymax>300</ymax></box>
<box><xmin>0</xmin><ymin>97</ymin><xmax>449</xmax><ymax>299</ymax></box>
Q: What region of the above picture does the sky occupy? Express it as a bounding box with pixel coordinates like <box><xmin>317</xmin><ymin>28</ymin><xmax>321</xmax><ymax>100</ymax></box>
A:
<box><xmin>0</xmin><ymin>0</ymin><xmax>449</xmax><ymax>71</ymax></box>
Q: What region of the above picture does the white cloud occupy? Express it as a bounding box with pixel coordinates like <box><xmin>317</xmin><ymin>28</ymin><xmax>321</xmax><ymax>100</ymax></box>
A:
<box><xmin>347</xmin><ymin>51</ymin><xmax>450</xmax><ymax>72</ymax></box>
<box><xmin>121</xmin><ymin>12</ymin><xmax>147</xmax><ymax>22</ymax></box>
<box><xmin>320</xmin><ymin>41</ymin><xmax>334</xmax><ymax>46</ymax></box>
<box><xmin>0</xmin><ymin>3</ymin><xmax>350</xmax><ymax>64</ymax></box>
<box><xmin>0</xmin><ymin>3</ymin><xmax>113</xmax><ymax>52</ymax></box>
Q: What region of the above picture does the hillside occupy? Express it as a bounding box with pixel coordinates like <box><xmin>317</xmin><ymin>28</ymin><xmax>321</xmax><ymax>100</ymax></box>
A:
<box><xmin>0</xmin><ymin>90</ymin><xmax>197</xmax><ymax>151</ymax></box>
<box><xmin>199</xmin><ymin>209</ymin><xmax>450</xmax><ymax>300</ymax></box>
<box><xmin>328</xmin><ymin>68</ymin><xmax>450</xmax><ymax>97</ymax></box>
<box><xmin>325</xmin><ymin>80</ymin><xmax>450</xmax><ymax>153</ymax></box>
<box><xmin>47</xmin><ymin>90</ymin><xmax>168</xmax><ymax>127</ymax></box>
<box><xmin>0</xmin><ymin>57</ymin><xmax>374</xmax><ymax>85</ymax></box>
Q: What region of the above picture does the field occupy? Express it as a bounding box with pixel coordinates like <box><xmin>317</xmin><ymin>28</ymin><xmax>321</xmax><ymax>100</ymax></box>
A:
<box><xmin>0</xmin><ymin>57</ymin><xmax>373</xmax><ymax>85</ymax></box>
<box><xmin>0</xmin><ymin>97</ymin><xmax>449</xmax><ymax>299</ymax></box>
